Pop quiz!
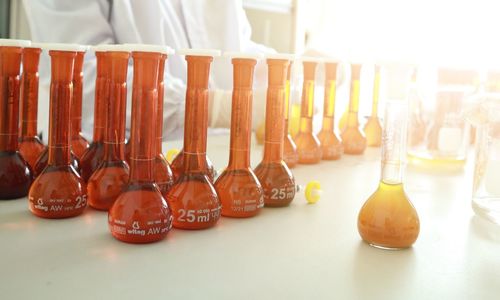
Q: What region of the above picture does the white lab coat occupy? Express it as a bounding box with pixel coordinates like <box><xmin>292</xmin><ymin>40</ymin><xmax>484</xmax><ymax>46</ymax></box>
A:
<box><xmin>22</xmin><ymin>0</ymin><xmax>274</xmax><ymax>140</ymax></box>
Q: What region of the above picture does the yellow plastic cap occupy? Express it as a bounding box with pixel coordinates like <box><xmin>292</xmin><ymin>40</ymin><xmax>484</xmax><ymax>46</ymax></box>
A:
<box><xmin>166</xmin><ymin>148</ymin><xmax>180</xmax><ymax>163</ymax></box>
<box><xmin>305</xmin><ymin>181</ymin><xmax>322</xmax><ymax>204</ymax></box>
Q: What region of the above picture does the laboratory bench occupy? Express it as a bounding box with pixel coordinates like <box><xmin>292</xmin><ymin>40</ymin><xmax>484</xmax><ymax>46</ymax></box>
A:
<box><xmin>1</xmin><ymin>134</ymin><xmax>499</xmax><ymax>300</ymax></box>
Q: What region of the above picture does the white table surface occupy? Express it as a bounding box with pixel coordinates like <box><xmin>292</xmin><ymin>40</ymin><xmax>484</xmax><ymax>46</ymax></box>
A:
<box><xmin>1</xmin><ymin>134</ymin><xmax>500</xmax><ymax>300</ymax></box>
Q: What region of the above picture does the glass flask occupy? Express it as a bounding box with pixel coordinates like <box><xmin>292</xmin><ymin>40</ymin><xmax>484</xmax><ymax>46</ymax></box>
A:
<box><xmin>358</xmin><ymin>64</ymin><xmax>420</xmax><ymax>249</ymax></box>
<box><xmin>294</xmin><ymin>58</ymin><xmax>322</xmax><ymax>164</ymax></box>
<box><xmin>283</xmin><ymin>62</ymin><xmax>299</xmax><ymax>168</ymax></box>
<box><xmin>317</xmin><ymin>59</ymin><xmax>343</xmax><ymax>160</ymax></box>
<box><xmin>70</xmin><ymin>46</ymin><xmax>90</xmax><ymax>159</ymax></box>
<box><xmin>108</xmin><ymin>45</ymin><xmax>173</xmax><ymax>243</ymax></box>
<box><xmin>166</xmin><ymin>49</ymin><xmax>221</xmax><ymax>229</ymax></box>
<box><xmin>214</xmin><ymin>52</ymin><xmax>264</xmax><ymax>218</ymax></box>
<box><xmin>18</xmin><ymin>45</ymin><xmax>46</xmax><ymax>171</ymax></box>
<box><xmin>79</xmin><ymin>45</ymin><xmax>110</xmax><ymax>181</ymax></box>
<box><xmin>341</xmin><ymin>63</ymin><xmax>367</xmax><ymax>154</ymax></box>
<box><xmin>468</xmin><ymin>93</ymin><xmax>500</xmax><ymax>224</ymax></box>
<box><xmin>29</xmin><ymin>43</ymin><xmax>87</xmax><ymax>218</ymax></box>
<box><xmin>153</xmin><ymin>52</ymin><xmax>174</xmax><ymax>197</ymax></box>
<box><xmin>363</xmin><ymin>65</ymin><xmax>383</xmax><ymax>147</ymax></box>
<box><xmin>407</xmin><ymin>68</ymin><xmax>427</xmax><ymax>149</ymax></box>
<box><xmin>407</xmin><ymin>68</ymin><xmax>478</xmax><ymax>165</ymax></box>
<box><xmin>0</xmin><ymin>39</ymin><xmax>33</xmax><ymax>200</ymax></box>
<box><xmin>254</xmin><ymin>53</ymin><xmax>296</xmax><ymax>207</ymax></box>
<box><xmin>87</xmin><ymin>45</ymin><xmax>130</xmax><ymax>210</ymax></box>
<box><xmin>170</xmin><ymin>146</ymin><xmax>217</xmax><ymax>182</ymax></box>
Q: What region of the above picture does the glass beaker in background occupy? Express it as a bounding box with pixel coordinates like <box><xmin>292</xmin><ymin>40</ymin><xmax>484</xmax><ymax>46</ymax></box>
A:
<box><xmin>470</xmin><ymin>94</ymin><xmax>500</xmax><ymax>224</ymax></box>
<box><xmin>407</xmin><ymin>68</ymin><xmax>478</xmax><ymax>166</ymax></box>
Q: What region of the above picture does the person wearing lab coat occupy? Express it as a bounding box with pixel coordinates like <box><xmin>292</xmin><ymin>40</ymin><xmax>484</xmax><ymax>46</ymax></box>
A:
<box><xmin>22</xmin><ymin>0</ymin><xmax>274</xmax><ymax>140</ymax></box>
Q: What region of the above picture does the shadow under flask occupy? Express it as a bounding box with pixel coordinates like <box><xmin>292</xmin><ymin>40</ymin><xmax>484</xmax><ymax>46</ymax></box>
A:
<box><xmin>254</xmin><ymin>54</ymin><xmax>296</xmax><ymax>207</ymax></box>
<box><xmin>18</xmin><ymin>45</ymin><xmax>46</xmax><ymax>171</ymax></box>
<box><xmin>0</xmin><ymin>39</ymin><xmax>33</xmax><ymax>200</ymax></box>
<box><xmin>166</xmin><ymin>49</ymin><xmax>222</xmax><ymax>229</ymax></box>
<box><xmin>363</xmin><ymin>65</ymin><xmax>383</xmax><ymax>147</ymax></box>
<box><xmin>341</xmin><ymin>63</ymin><xmax>367</xmax><ymax>155</ymax></box>
<box><xmin>283</xmin><ymin>62</ymin><xmax>299</xmax><ymax>168</ymax></box>
<box><xmin>214</xmin><ymin>53</ymin><xmax>264</xmax><ymax>218</ymax></box>
<box><xmin>294</xmin><ymin>58</ymin><xmax>322</xmax><ymax>164</ymax></box>
<box><xmin>358</xmin><ymin>65</ymin><xmax>420</xmax><ymax>249</ymax></box>
<box><xmin>317</xmin><ymin>60</ymin><xmax>343</xmax><ymax>160</ymax></box>
<box><xmin>108</xmin><ymin>46</ymin><xmax>173</xmax><ymax>243</ymax></box>
<box><xmin>70</xmin><ymin>48</ymin><xmax>90</xmax><ymax>159</ymax></box>
<box><xmin>88</xmin><ymin>46</ymin><xmax>130</xmax><ymax>210</ymax></box>
<box><xmin>29</xmin><ymin>44</ymin><xmax>87</xmax><ymax>218</ymax></box>
<box><xmin>153</xmin><ymin>53</ymin><xmax>174</xmax><ymax>197</ymax></box>
<box><xmin>79</xmin><ymin>46</ymin><xmax>110</xmax><ymax>181</ymax></box>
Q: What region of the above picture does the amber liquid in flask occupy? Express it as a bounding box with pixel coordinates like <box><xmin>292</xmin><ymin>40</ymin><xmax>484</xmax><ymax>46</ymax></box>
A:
<box><xmin>70</xmin><ymin>49</ymin><xmax>90</xmax><ymax>159</ymax></box>
<box><xmin>283</xmin><ymin>62</ymin><xmax>299</xmax><ymax>168</ymax></box>
<box><xmin>109</xmin><ymin>46</ymin><xmax>173</xmax><ymax>243</ymax></box>
<box><xmin>294</xmin><ymin>59</ymin><xmax>322</xmax><ymax>164</ymax></box>
<box><xmin>153</xmin><ymin>53</ymin><xmax>174</xmax><ymax>197</ymax></box>
<box><xmin>358</xmin><ymin>66</ymin><xmax>420</xmax><ymax>249</ymax></box>
<box><xmin>363</xmin><ymin>65</ymin><xmax>382</xmax><ymax>147</ymax></box>
<box><xmin>166</xmin><ymin>49</ymin><xmax>221</xmax><ymax>229</ymax></box>
<box><xmin>341</xmin><ymin>63</ymin><xmax>366</xmax><ymax>154</ymax></box>
<box><xmin>0</xmin><ymin>39</ymin><xmax>33</xmax><ymax>199</ymax></box>
<box><xmin>79</xmin><ymin>48</ymin><xmax>109</xmax><ymax>181</ymax></box>
<box><xmin>18</xmin><ymin>46</ymin><xmax>46</xmax><ymax>171</ymax></box>
<box><xmin>214</xmin><ymin>54</ymin><xmax>264</xmax><ymax>218</ymax></box>
<box><xmin>88</xmin><ymin>47</ymin><xmax>130</xmax><ymax>210</ymax></box>
<box><xmin>317</xmin><ymin>60</ymin><xmax>343</xmax><ymax>160</ymax></box>
<box><xmin>254</xmin><ymin>55</ymin><xmax>296</xmax><ymax>207</ymax></box>
<box><xmin>29</xmin><ymin>45</ymin><xmax>87</xmax><ymax>218</ymax></box>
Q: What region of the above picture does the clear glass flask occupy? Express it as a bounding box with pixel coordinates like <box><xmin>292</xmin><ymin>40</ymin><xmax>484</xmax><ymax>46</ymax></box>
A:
<box><xmin>468</xmin><ymin>93</ymin><xmax>500</xmax><ymax>224</ymax></box>
<box><xmin>87</xmin><ymin>45</ymin><xmax>130</xmax><ymax>210</ymax></box>
<box><xmin>341</xmin><ymin>63</ymin><xmax>367</xmax><ymax>155</ymax></box>
<box><xmin>18</xmin><ymin>44</ymin><xmax>46</xmax><ymax>171</ymax></box>
<box><xmin>166</xmin><ymin>49</ymin><xmax>221</xmax><ymax>229</ymax></box>
<box><xmin>29</xmin><ymin>43</ymin><xmax>87</xmax><ymax>218</ymax></box>
<box><xmin>214</xmin><ymin>52</ymin><xmax>264</xmax><ymax>218</ymax></box>
<box><xmin>407</xmin><ymin>68</ymin><xmax>478</xmax><ymax>165</ymax></box>
<box><xmin>70</xmin><ymin>46</ymin><xmax>90</xmax><ymax>159</ymax></box>
<box><xmin>79</xmin><ymin>45</ymin><xmax>110</xmax><ymax>181</ymax></box>
<box><xmin>283</xmin><ymin>62</ymin><xmax>299</xmax><ymax>168</ymax></box>
<box><xmin>254</xmin><ymin>53</ymin><xmax>296</xmax><ymax>207</ymax></box>
<box><xmin>317</xmin><ymin>59</ymin><xmax>343</xmax><ymax>160</ymax></box>
<box><xmin>294</xmin><ymin>58</ymin><xmax>322</xmax><ymax>164</ymax></box>
<box><xmin>108</xmin><ymin>45</ymin><xmax>173</xmax><ymax>243</ymax></box>
<box><xmin>0</xmin><ymin>39</ymin><xmax>33</xmax><ymax>200</ymax></box>
<box><xmin>363</xmin><ymin>65</ymin><xmax>383</xmax><ymax>147</ymax></box>
<box><xmin>358</xmin><ymin>64</ymin><xmax>420</xmax><ymax>249</ymax></box>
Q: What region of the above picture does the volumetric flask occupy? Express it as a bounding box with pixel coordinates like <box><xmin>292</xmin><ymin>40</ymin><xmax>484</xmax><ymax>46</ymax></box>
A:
<box><xmin>363</xmin><ymin>64</ymin><xmax>383</xmax><ymax>147</ymax></box>
<box><xmin>317</xmin><ymin>59</ymin><xmax>343</xmax><ymax>160</ymax></box>
<box><xmin>29</xmin><ymin>43</ymin><xmax>88</xmax><ymax>218</ymax></box>
<box><xmin>166</xmin><ymin>49</ymin><xmax>222</xmax><ymax>229</ymax></box>
<box><xmin>283</xmin><ymin>61</ymin><xmax>299</xmax><ymax>168</ymax></box>
<box><xmin>88</xmin><ymin>45</ymin><xmax>130</xmax><ymax>210</ymax></box>
<box><xmin>294</xmin><ymin>57</ymin><xmax>322</xmax><ymax>164</ymax></box>
<box><xmin>214</xmin><ymin>52</ymin><xmax>264</xmax><ymax>218</ymax></box>
<box><xmin>70</xmin><ymin>46</ymin><xmax>90</xmax><ymax>159</ymax></box>
<box><xmin>254</xmin><ymin>53</ymin><xmax>296</xmax><ymax>207</ymax></box>
<box><xmin>0</xmin><ymin>39</ymin><xmax>33</xmax><ymax>200</ymax></box>
<box><xmin>108</xmin><ymin>45</ymin><xmax>173</xmax><ymax>243</ymax></box>
<box><xmin>18</xmin><ymin>44</ymin><xmax>46</xmax><ymax>171</ymax></box>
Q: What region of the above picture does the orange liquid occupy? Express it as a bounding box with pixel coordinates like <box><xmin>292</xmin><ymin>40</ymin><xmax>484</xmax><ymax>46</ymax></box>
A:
<box><xmin>70</xmin><ymin>51</ymin><xmax>89</xmax><ymax>160</ymax></box>
<box><xmin>283</xmin><ymin>133</ymin><xmax>299</xmax><ymax>168</ymax></box>
<box><xmin>254</xmin><ymin>162</ymin><xmax>295</xmax><ymax>207</ymax></box>
<box><xmin>19</xmin><ymin>137</ymin><xmax>45</xmax><ymax>170</ymax></box>
<box><xmin>109</xmin><ymin>187</ymin><xmax>172</xmax><ymax>243</ymax></box>
<box><xmin>34</xmin><ymin>147</ymin><xmax>80</xmax><ymax>176</ymax></box>
<box><xmin>154</xmin><ymin>154</ymin><xmax>174</xmax><ymax>198</ymax></box>
<box><xmin>170</xmin><ymin>150</ymin><xmax>216</xmax><ymax>182</ymax></box>
<box><xmin>29</xmin><ymin>166</ymin><xmax>87</xmax><ymax>218</ymax></box>
<box><xmin>342</xmin><ymin>66</ymin><xmax>366</xmax><ymax>155</ymax></box>
<box><xmin>341</xmin><ymin>126</ymin><xmax>366</xmax><ymax>155</ymax></box>
<box><xmin>363</xmin><ymin>117</ymin><xmax>382</xmax><ymax>147</ymax></box>
<box><xmin>71</xmin><ymin>134</ymin><xmax>89</xmax><ymax>159</ymax></box>
<box><xmin>88</xmin><ymin>163</ymin><xmax>129</xmax><ymax>210</ymax></box>
<box><xmin>358</xmin><ymin>182</ymin><xmax>420</xmax><ymax>249</ymax></box>
<box><xmin>216</xmin><ymin>169</ymin><xmax>263</xmax><ymax>217</ymax></box>
<box><xmin>317</xmin><ymin>129</ymin><xmax>342</xmax><ymax>160</ymax></box>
